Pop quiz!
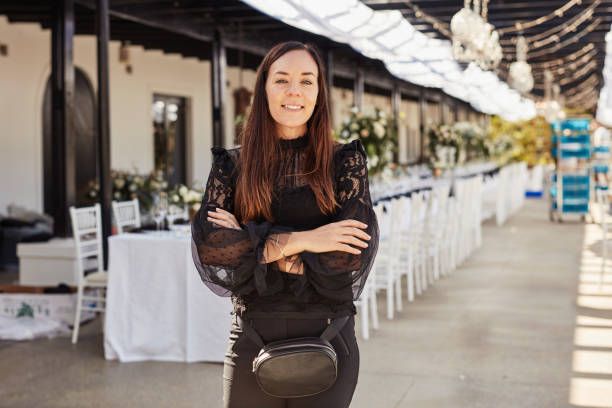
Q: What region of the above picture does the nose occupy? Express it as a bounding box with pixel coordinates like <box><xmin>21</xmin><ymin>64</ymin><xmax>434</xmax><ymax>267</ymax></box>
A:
<box><xmin>285</xmin><ymin>81</ymin><xmax>302</xmax><ymax>97</ymax></box>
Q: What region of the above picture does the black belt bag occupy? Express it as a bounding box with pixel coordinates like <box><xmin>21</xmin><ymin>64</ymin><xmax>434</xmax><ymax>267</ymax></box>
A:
<box><xmin>237</xmin><ymin>316</ymin><xmax>349</xmax><ymax>399</ymax></box>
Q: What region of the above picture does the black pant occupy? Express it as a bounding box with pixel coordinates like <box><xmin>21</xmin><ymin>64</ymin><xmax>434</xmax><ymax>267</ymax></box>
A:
<box><xmin>223</xmin><ymin>315</ymin><xmax>360</xmax><ymax>408</ymax></box>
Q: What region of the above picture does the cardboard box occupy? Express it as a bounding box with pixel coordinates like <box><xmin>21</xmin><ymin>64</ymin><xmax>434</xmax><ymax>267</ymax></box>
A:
<box><xmin>0</xmin><ymin>285</ymin><xmax>96</xmax><ymax>326</ymax></box>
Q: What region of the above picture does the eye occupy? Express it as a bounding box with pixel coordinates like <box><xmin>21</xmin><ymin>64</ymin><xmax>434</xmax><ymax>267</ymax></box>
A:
<box><xmin>275</xmin><ymin>79</ymin><xmax>288</xmax><ymax>84</ymax></box>
<box><xmin>302</xmin><ymin>80</ymin><xmax>313</xmax><ymax>85</ymax></box>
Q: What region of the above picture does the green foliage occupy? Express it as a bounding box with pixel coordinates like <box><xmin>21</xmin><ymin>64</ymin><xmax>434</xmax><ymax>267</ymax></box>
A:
<box><xmin>336</xmin><ymin>107</ymin><xmax>397</xmax><ymax>174</ymax></box>
<box><xmin>488</xmin><ymin>115</ymin><xmax>552</xmax><ymax>166</ymax></box>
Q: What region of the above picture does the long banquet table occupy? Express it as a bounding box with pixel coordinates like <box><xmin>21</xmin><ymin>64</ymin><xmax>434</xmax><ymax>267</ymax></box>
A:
<box><xmin>104</xmin><ymin>230</ymin><xmax>232</xmax><ymax>363</ymax></box>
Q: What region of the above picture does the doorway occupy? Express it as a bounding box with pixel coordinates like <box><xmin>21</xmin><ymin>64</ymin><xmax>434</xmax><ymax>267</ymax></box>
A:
<box><xmin>42</xmin><ymin>67</ymin><xmax>97</xmax><ymax>217</ymax></box>
<box><xmin>152</xmin><ymin>94</ymin><xmax>187</xmax><ymax>187</ymax></box>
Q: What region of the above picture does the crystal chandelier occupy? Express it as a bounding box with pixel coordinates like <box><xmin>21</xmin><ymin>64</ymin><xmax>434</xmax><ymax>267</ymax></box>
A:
<box><xmin>450</xmin><ymin>0</ymin><xmax>502</xmax><ymax>70</ymax></box>
<box><xmin>508</xmin><ymin>36</ymin><xmax>534</xmax><ymax>94</ymax></box>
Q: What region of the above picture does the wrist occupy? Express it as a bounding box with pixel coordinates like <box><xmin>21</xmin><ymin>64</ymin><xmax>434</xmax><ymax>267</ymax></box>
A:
<box><xmin>286</xmin><ymin>231</ymin><xmax>307</xmax><ymax>255</ymax></box>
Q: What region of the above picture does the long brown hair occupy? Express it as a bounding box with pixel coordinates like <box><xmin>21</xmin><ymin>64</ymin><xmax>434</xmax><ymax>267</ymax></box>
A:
<box><xmin>235</xmin><ymin>42</ymin><xmax>337</xmax><ymax>222</ymax></box>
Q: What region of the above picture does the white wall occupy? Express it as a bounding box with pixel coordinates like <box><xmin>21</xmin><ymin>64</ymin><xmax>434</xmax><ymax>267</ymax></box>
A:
<box><xmin>0</xmin><ymin>16</ymin><xmax>214</xmax><ymax>213</ymax></box>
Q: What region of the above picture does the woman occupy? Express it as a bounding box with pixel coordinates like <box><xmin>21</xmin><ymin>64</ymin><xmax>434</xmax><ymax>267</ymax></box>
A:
<box><xmin>191</xmin><ymin>41</ymin><xmax>379</xmax><ymax>408</ymax></box>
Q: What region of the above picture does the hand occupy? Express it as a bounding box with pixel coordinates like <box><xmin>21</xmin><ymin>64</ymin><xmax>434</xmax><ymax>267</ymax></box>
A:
<box><xmin>275</xmin><ymin>255</ymin><xmax>304</xmax><ymax>276</ymax></box>
<box><xmin>207</xmin><ymin>208</ymin><xmax>241</xmax><ymax>230</ymax></box>
<box><xmin>299</xmin><ymin>219</ymin><xmax>370</xmax><ymax>255</ymax></box>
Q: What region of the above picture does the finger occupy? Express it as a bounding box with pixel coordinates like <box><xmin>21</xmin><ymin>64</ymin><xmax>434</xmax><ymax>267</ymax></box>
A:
<box><xmin>210</xmin><ymin>210</ymin><xmax>239</xmax><ymax>226</ymax></box>
<box><xmin>336</xmin><ymin>243</ymin><xmax>362</xmax><ymax>255</ymax></box>
<box><xmin>207</xmin><ymin>217</ymin><xmax>238</xmax><ymax>229</ymax></box>
<box><xmin>338</xmin><ymin>235</ymin><xmax>369</xmax><ymax>249</ymax></box>
<box><xmin>215</xmin><ymin>208</ymin><xmax>234</xmax><ymax>217</ymax></box>
<box><xmin>207</xmin><ymin>211</ymin><xmax>228</xmax><ymax>220</ymax></box>
<box><xmin>342</xmin><ymin>227</ymin><xmax>372</xmax><ymax>241</ymax></box>
<box><xmin>337</xmin><ymin>219</ymin><xmax>368</xmax><ymax>229</ymax></box>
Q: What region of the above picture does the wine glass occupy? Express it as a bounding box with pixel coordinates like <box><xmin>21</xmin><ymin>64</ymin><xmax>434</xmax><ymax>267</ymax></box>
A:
<box><xmin>153</xmin><ymin>192</ymin><xmax>169</xmax><ymax>231</ymax></box>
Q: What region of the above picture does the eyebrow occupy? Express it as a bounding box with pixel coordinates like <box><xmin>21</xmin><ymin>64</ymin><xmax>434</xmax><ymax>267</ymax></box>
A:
<box><xmin>273</xmin><ymin>70</ymin><xmax>317</xmax><ymax>76</ymax></box>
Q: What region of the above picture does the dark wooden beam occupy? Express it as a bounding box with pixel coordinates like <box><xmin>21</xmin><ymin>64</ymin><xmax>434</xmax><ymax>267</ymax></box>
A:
<box><xmin>75</xmin><ymin>0</ymin><xmax>215</xmax><ymax>42</ymax></box>
<box><xmin>96</xmin><ymin>0</ymin><xmax>111</xmax><ymax>268</ymax></box>
<box><xmin>211</xmin><ymin>29</ymin><xmax>226</xmax><ymax>148</ymax></box>
<box><xmin>51</xmin><ymin>0</ymin><xmax>76</xmax><ymax>237</ymax></box>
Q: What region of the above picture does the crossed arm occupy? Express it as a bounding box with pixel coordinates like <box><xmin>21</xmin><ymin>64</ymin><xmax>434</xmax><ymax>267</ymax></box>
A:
<box><xmin>206</xmin><ymin>207</ymin><xmax>370</xmax><ymax>275</ymax></box>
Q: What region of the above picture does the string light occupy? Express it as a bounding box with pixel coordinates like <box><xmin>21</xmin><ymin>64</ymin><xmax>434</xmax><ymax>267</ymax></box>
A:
<box><xmin>527</xmin><ymin>45</ymin><xmax>596</xmax><ymax>69</ymax></box>
<box><xmin>499</xmin><ymin>44</ymin><xmax>596</xmax><ymax>71</ymax></box>
<box><xmin>563</xmin><ymin>74</ymin><xmax>599</xmax><ymax>97</ymax></box>
<box><xmin>532</xmin><ymin>59</ymin><xmax>598</xmax><ymax>79</ymax></box>
<box><xmin>401</xmin><ymin>0</ymin><xmax>452</xmax><ymax>37</ymax></box>
<box><xmin>498</xmin><ymin>0</ymin><xmax>585</xmax><ymax>35</ymax></box>
<box><xmin>520</xmin><ymin>18</ymin><xmax>602</xmax><ymax>59</ymax></box>
<box><xmin>500</xmin><ymin>0</ymin><xmax>598</xmax><ymax>47</ymax></box>
<box><xmin>532</xmin><ymin>62</ymin><xmax>598</xmax><ymax>89</ymax></box>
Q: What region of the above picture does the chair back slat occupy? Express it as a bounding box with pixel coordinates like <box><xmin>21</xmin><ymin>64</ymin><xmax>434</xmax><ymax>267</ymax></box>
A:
<box><xmin>69</xmin><ymin>204</ymin><xmax>104</xmax><ymax>281</ymax></box>
<box><xmin>112</xmin><ymin>198</ymin><xmax>141</xmax><ymax>234</ymax></box>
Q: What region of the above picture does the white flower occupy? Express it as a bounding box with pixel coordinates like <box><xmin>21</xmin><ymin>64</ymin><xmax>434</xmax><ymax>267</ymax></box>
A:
<box><xmin>171</xmin><ymin>194</ymin><xmax>180</xmax><ymax>203</ymax></box>
<box><xmin>129</xmin><ymin>183</ymin><xmax>137</xmax><ymax>192</ymax></box>
<box><xmin>373</xmin><ymin>122</ymin><xmax>385</xmax><ymax>139</ymax></box>
<box><xmin>370</xmin><ymin>155</ymin><xmax>379</xmax><ymax>167</ymax></box>
<box><xmin>350</xmin><ymin>123</ymin><xmax>359</xmax><ymax>131</ymax></box>
<box><xmin>178</xmin><ymin>185</ymin><xmax>188</xmax><ymax>197</ymax></box>
<box><xmin>350</xmin><ymin>132</ymin><xmax>359</xmax><ymax>139</ymax></box>
<box><xmin>350</xmin><ymin>106</ymin><xmax>359</xmax><ymax>114</ymax></box>
<box><xmin>341</xmin><ymin>130</ymin><xmax>349</xmax><ymax>138</ymax></box>
<box><xmin>187</xmin><ymin>191</ymin><xmax>203</xmax><ymax>203</ymax></box>
<box><xmin>114</xmin><ymin>178</ymin><xmax>125</xmax><ymax>189</ymax></box>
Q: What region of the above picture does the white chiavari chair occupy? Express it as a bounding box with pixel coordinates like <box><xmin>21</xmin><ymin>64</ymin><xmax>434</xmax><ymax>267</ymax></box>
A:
<box><xmin>69</xmin><ymin>204</ymin><xmax>107</xmax><ymax>344</ymax></box>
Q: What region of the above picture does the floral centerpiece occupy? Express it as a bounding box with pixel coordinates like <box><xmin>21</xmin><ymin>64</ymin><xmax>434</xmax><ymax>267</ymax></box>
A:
<box><xmin>168</xmin><ymin>183</ymin><xmax>204</xmax><ymax>219</ymax></box>
<box><xmin>336</xmin><ymin>107</ymin><xmax>397</xmax><ymax>174</ymax></box>
<box><xmin>427</xmin><ymin>124</ymin><xmax>462</xmax><ymax>170</ymax></box>
<box><xmin>427</xmin><ymin>121</ymin><xmax>492</xmax><ymax>170</ymax></box>
<box><xmin>453</xmin><ymin>121</ymin><xmax>490</xmax><ymax>162</ymax></box>
<box><xmin>85</xmin><ymin>169</ymin><xmax>203</xmax><ymax>216</ymax></box>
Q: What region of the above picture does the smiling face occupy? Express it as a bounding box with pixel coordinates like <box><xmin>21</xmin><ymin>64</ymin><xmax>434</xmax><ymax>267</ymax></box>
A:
<box><xmin>265</xmin><ymin>49</ymin><xmax>319</xmax><ymax>139</ymax></box>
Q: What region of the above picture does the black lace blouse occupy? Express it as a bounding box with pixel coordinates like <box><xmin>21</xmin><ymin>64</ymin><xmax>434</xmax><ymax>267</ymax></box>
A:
<box><xmin>191</xmin><ymin>133</ymin><xmax>379</xmax><ymax>319</ymax></box>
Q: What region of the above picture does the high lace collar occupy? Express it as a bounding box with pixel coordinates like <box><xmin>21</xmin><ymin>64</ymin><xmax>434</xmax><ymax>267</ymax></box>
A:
<box><xmin>278</xmin><ymin>132</ymin><xmax>309</xmax><ymax>149</ymax></box>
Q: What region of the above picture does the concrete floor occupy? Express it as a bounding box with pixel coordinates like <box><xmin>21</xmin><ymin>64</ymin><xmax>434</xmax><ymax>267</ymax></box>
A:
<box><xmin>1</xmin><ymin>198</ymin><xmax>611</xmax><ymax>408</ymax></box>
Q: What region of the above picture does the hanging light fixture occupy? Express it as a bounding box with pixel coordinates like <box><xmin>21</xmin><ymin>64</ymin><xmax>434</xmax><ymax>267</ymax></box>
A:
<box><xmin>537</xmin><ymin>70</ymin><xmax>565</xmax><ymax>123</ymax></box>
<box><xmin>450</xmin><ymin>0</ymin><xmax>502</xmax><ymax>70</ymax></box>
<box><xmin>508</xmin><ymin>36</ymin><xmax>534</xmax><ymax>94</ymax></box>
<box><xmin>119</xmin><ymin>41</ymin><xmax>132</xmax><ymax>74</ymax></box>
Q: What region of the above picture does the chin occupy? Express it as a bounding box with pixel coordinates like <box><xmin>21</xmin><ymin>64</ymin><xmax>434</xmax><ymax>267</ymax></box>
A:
<box><xmin>275</xmin><ymin>117</ymin><xmax>308</xmax><ymax>128</ymax></box>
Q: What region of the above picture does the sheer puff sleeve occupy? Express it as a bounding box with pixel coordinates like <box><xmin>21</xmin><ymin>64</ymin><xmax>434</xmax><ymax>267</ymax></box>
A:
<box><xmin>301</xmin><ymin>140</ymin><xmax>379</xmax><ymax>301</ymax></box>
<box><xmin>191</xmin><ymin>147</ymin><xmax>290</xmax><ymax>297</ymax></box>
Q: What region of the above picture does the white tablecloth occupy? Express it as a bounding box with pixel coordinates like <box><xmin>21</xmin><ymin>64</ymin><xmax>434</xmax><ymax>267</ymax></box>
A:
<box><xmin>104</xmin><ymin>231</ymin><xmax>232</xmax><ymax>363</ymax></box>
